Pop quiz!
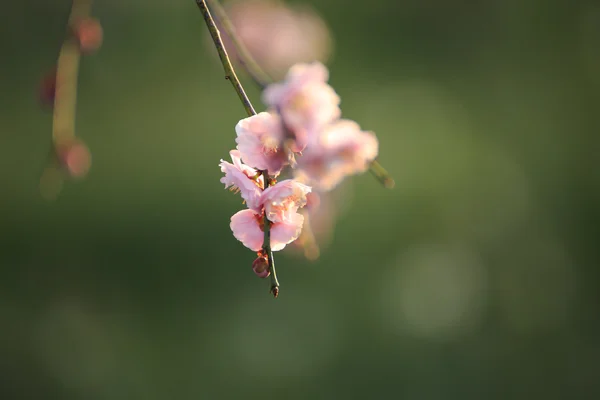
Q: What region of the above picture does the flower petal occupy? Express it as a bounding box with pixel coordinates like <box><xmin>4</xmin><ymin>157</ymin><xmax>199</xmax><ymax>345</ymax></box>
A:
<box><xmin>220</xmin><ymin>150</ymin><xmax>263</xmax><ymax>211</ymax></box>
<box><xmin>270</xmin><ymin>212</ymin><xmax>304</xmax><ymax>251</ymax></box>
<box><xmin>295</xmin><ymin>119</ymin><xmax>379</xmax><ymax>191</ymax></box>
<box><xmin>235</xmin><ymin>112</ymin><xmax>288</xmax><ymax>175</ymax></box>
<box><xmin>261</xmin><ymin>179</ymin><xmax>312</xmax><ymax>223</ymax></box>
<box><xmin>262</xmin><ymin>62</ymin><xmax>341</xmax><ymax>150</ymax></box>
<box><xmin>230</xmin><ymin>209</ymin><xmax>264</xmax><ymax>251</ymax></box>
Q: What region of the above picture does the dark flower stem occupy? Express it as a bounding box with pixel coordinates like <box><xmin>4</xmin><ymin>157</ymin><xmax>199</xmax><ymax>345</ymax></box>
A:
<box><xmin>262</xmin><ymin>171</ymin><xmax>280</xmax><ymax>297</ymax></box>
<box><xmin>196</xmin><ymin>0</ymin><xmax>279</xmax><ymax>297</ymax></box>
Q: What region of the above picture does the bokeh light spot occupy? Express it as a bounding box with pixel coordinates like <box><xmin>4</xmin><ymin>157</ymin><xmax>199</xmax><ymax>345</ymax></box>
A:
<box><xmin>379</xmin><ymin>244</ymin><xmax>488</xmax><ymax>341</ymax></box>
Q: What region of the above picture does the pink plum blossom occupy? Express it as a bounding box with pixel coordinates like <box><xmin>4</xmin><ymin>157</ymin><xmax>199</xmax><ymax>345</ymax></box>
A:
<box><xmin>230</xmin><ymin>209</ymin><xmax>264</xmax><ymax>251</ymax></box>
<box><xmin>219</xmin><ymin>149</ymin><xmax>263</xmax><ymax>210</ymax></box>
<box><xmin>261</xmin><ymin>179</ymin><xmax>311</xmax><ymax>223</ymax></box>
<box><xmin>235</xmin><ymin>111</ymin><xmax>290</xmax><ymax>175</ymax></box>
<box><xmin>270</xmin><ymin>212</ymin><xmax>305</xmax><ymax>250</ymax></box>
<box><xmin>294</xmin><ymin>119</ymin><xmax>379</xmax><ymax>191</ymax></box>
<box><xmin>221</xmin><ymin>168</ymin><xmax>312</xmax><ymax>251</ymax></box>
<box><xmin>230</xmin><ymin>209</ymin><xmax>304</xmax><ymax>252</ymax></box>
<box><xmin>262</xmin><ymin>62</ymin><xmax>341</xmax><ymax>152</ymax></box>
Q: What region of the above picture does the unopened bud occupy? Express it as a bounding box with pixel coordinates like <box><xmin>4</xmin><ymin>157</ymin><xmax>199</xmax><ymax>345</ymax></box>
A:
<box><xmin>252</xmin><ymin>255</ymin><xmax>270</xmax><ymax>278</ymax></box>
<box><xmin>56</xmin><ymin>140</ymin><xmax>91</xmax><ymax>178</ymax></box>
<box><xmin>74</xmin><ymin>18</ymin><xmax>103</xmax><ymax>54</ymax></box>
<box><xmin>270</xmin><ymin>286</ymin><xmax>279</xmax><ymax>298</ymax></box>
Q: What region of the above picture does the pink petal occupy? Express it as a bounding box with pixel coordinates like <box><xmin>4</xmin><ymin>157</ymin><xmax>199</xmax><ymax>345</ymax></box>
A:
<box><xmin>270</xmin><ymin>212</ymin><xmax>304</xmax><ymax>251</ymax></box>
<box><xmin>261</xmin><ymin>179</ymin><xmax>312</xmax><ymax>223</ymax></box>
<box><xmin>286</xmin><ymin>61</ymin><xmax>330</xmax><ymax>86</ymax></box>
<box><xmin>231</xmin><ymin>149</ymin><xmax>263</xmax><ymax>185</ymax></box>
<box><xmin>230</xmin><ymin>209</ymin><xmax>264</xmax><ymax>251</ymax></box>
<box><xmin>295</xmin><ymin>119</ymin><xmax>379</xmax><ymax>191</ymax></box>
<box><xmin>219</xmin><ymin>150</ymin><xmax>263</xmax><ymax>211</ymax></box>
<box><xmin>235</xmin><ymin>112</ymin><xmax>288</xmax><ymax>175</ymax></box>
<box><xmin>323</xmin><ymin>120</ymin><xmax>379</xmax><ymax>173</ymax></box>
<box><xmin>262</xmin><ymin>62</ymin><xmax>340</xmax><ymax>150</ymax></box>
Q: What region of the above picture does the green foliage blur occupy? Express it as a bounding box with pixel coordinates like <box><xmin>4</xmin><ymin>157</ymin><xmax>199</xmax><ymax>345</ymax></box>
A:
<box><xmin>1</xmin><ymin>0</ymin><xmax>599</xmax><ymax>398</ymax></box>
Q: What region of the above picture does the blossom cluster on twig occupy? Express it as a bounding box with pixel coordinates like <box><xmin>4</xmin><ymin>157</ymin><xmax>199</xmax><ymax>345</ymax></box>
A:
<box><xmin>195</xmin><ymin>0</ymin><xmax>392</xmax><ymax>296</ymax></box>
<box><xmin>219</xmin><ymin>62</ymin><xmax>380</xmax><ymax>274</ymax></box>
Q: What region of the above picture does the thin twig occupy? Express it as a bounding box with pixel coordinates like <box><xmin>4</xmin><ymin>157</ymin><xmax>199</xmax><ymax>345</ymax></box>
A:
<box><xmin>369</xmin><ymin>159</ymin><xmax>395</xmax><ymax>188</ymax></box>
<box><xmin>195</xmin><ymin>0</ymin><xmax>256</xmax><ymax>117</ymax></box>
<box><xmin>206</xmin><ymin>0</ymin><xmax>273</xmax><ymax>89</ymax></box>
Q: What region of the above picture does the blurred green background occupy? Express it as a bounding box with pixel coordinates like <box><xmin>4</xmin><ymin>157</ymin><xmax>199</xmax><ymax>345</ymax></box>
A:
<box><xmin>1</xmin><ymin>0</ymin><xmax>600</xmax><ymax>398</ymax></box>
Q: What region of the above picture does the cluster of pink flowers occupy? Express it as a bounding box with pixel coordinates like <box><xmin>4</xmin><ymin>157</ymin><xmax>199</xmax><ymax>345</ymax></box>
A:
<box><xmin>220</xmin><ymin>62</ymin><xmax>379</xmax><ymax>271</ymax></box>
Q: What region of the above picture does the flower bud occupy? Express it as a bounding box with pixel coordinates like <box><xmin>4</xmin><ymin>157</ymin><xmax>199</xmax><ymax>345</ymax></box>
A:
<box><xmin>252</xmin><ymin>255</ymin><xmax>270</xmax><ymax>278</ymax></box>
<box><xmin>56</xmin><ymin>140</ymin><xmax>91</xmax><ymax>178</ymax></box>
<box><xmin>74</xmin><ymin>18</ymin><xmax>103</xmax><ymax>54</ymax></box>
